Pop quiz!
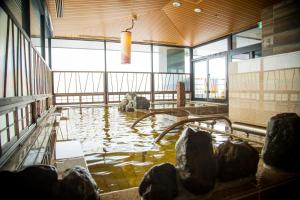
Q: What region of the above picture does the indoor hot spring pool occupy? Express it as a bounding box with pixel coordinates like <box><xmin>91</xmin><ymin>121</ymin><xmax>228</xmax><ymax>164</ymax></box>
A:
<box><xmin>56</xmin><ymin>106</ymin><xmax>261</xmax><ymax>193</ymax></box>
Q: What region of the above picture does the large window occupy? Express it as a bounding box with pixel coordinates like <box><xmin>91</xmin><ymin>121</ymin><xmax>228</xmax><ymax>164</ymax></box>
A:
<box><xmin>232</xmin><ymin>27</ymin><xmax>262</xmax><ymax>49</ymax></box>
<box><xmin>106</xmin><ymin>42</ymin><xmax>151</xmax><ymax>72</ymax></box>
<box><xmin>193</xmin><ymin>39</ymin><xmax>228</xmax><ymax>59</ymax></box>
<box><xmin>153</xmin><ymin>46</ymin><xmax>190</xmax><ymax>73</ymax></box>
<box><xmin>51</xmin><ymin>39</ymin><xmax>105</xmax><ymax>71</ymax></box>
<box><xmin>208</xmin><ymin>57</ymin><xmax>226</xmax><ymax>99</ymax></box>
<box><xmin>194</xmin><ymin>60</ymin><xmax>207</xmax><ymax>99</ymax></box>
<box><xmin>193</xmin><ymin>38</ymin><xmax>228</xmax><ymax>101</ymax></box>
<box><xmin>193</xmin><ymin>57</ymin><xmax>226</xmax><ymax>100</ymax></box>
<box><xmin>51</xmin><ymin>40</ymin><xmax>191</xmax><ymax>73</ymax></box>
<box><xmin>231</xmin><ymin>27</ymin><xmax>262</xmax><ymax>62</ymax></box>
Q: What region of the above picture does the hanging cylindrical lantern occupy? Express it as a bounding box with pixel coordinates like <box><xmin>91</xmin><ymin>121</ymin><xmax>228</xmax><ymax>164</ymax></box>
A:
<box><xmin>121</xmin><ymin>31</ymin><xmax>132</xmax><ymax>64</ymax></box>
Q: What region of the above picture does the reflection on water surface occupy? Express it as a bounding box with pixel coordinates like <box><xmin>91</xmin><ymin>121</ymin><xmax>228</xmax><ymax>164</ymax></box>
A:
<box><xmin>58</xmin><ymin>106</ymin><xmax>231</xmax><ymax>193</ymax></box>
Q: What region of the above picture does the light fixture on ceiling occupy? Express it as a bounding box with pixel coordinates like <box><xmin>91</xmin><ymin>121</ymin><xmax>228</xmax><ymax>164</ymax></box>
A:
<box><xmin>172</xmin><ymin>0</ymin><xmax>182</xmax><ymax>7</ymax></box>
<box><xmin>194</xmin><ymin>7</ymin><xmax>202</xmax><ymax>13</ymax></box>
<box><xmin>121</xmin><ymin>15</ymin><xmax>137</xmax><ymax>64</ymax></box>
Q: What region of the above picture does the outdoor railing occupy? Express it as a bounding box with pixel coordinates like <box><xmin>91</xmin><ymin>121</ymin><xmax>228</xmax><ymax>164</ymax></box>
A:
<box><xmin>52</xmin><ymin>71</ymin><xmax>105</xmax><ymax>104</ymax></box>
<box><xmin>154</xmin><ymin>72</ymin><xmax>190</xmax><ymax>101</ymax></box>
<box><xmin>52</xmin><ymin>71</ymin><xmax>191</xmax><ymax>104</ymax></box>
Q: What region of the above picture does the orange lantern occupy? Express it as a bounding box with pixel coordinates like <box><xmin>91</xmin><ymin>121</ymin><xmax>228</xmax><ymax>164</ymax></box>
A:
<box><xmin>120</xmin><ymin>15</ymin><xmax>137</xmax><ymax>64</ymax></box>
<box><xmin>121</xmin><ymin>31</ymin><xmax>132</xmax><ymax>64</ymax></box>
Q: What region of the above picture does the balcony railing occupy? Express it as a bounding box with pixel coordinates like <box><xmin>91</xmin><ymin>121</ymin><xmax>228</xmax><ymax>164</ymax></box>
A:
<box><xmin>52</xmin><ymin>71</ymin><xmax>191</xmax><ymax>105</ymax></box>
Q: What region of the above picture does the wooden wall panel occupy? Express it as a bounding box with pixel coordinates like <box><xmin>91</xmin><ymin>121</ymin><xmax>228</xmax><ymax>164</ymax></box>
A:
<box><xmin>262</xmin><ymin>0</ymin><xmax>300</xmax><ymax>56</ymax></box>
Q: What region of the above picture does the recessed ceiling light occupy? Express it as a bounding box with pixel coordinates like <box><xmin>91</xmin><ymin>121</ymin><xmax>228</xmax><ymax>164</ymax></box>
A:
<box><xmin>172</xmin><ymin>1</ymin><xmax>182</xmax><ymax>7</ymax></box>
<box><xmin>194</xmin><ymin>7</ymin><xmax>202</xmax><ymax>13</ymax></box>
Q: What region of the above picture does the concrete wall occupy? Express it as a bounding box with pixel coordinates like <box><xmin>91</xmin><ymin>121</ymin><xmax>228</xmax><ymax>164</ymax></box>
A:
<box><xmin>229</xmin><ymin>51</ymin><xmax>300</xmax><ymax>127</ymax></box>
<box><xmin>262</xmin><ymin>0</ymin><xmax>300</xmax><ymax>56</ymax></box>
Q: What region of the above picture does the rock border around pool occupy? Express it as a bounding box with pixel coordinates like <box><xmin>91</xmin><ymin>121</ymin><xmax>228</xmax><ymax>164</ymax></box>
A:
<box><xmin>118</xmin><ymin>93</ymin><xmax>150</xmax><ymax>112</ymax></box>
<box><xmin>139</xmin><ymin>127</ymin><xmax>260</xmax><ymax>200</ymax></box>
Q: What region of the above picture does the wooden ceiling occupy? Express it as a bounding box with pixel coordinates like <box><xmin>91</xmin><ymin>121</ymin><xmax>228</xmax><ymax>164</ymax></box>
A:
<box><xmin>46</xmin><ymin>0</ymin><xmax>280</xmax><ymax>47</ymax></box>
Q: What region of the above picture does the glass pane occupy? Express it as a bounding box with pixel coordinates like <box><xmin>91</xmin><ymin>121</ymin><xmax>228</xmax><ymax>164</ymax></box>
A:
<box><xmin>208</xmin><ymin>57</ymin><xmax>226</xmax><ymax>99</ymax></box>
<box><xmin>153</xmin><ymin>46</ymin><xmax>190</xmax><ymax>73</ymax></box>
<box><xmin>231</xmin><ymin>53</ymin><xmax>250</xmax><ymax>62</ymax></box>
<box><xmin>52</xmin><ymin>39</ymin><xmax>104</xmax><ymax>49</ymax></box>
<box><xmin>51</xmin><ymin>39</ymin><xmax>105</xmax><ymax>71</ymax></box>
<box><xmin>232</xmin><ymin>27</ymin><xmax>262</xmax><ymax>49</ymax></box>
<box><xmin>30</xmin><ymin>0</ymin><xmax>41</xmax><ymax>55</ymax></box>
<box><xmin>254</xmin><ymin>50</ymin><xmax>262</xmax><ymax>58</ymax></box>
<box><xmin>106</xmin><ymin>42</ymin><xmax>151</xmax><ymax>72</ymax></box>
<box><xmin>193</xmin><ymin>39</ymin><xmax>228</xmax><ymax>59</ymax></box>
<box><xmin>194</xmin><ymin>60</ymin><xmax>207</xmax><ymax>99</ymax></box>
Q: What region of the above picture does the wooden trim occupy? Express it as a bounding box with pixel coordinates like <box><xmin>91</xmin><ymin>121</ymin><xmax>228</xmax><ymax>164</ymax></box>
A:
<box><xmin>0</xmin><ymin>107</ymin><xmax>55</xmax><ymax>168</ymax></box>
<box><xmin>150</xmin><ymin>44</ymin><xmax>155</xmax><ymax>102</ymax></box>
<box><xmin>3</xmin><ymin>17</ymin><xmax>10</xmax><ymax>97</ymax></box>
<box><xmin>20</xmin><ymin>31</ymin><xmax>24</xmax><ymax>97</ymax></box>
<box><xmin>52</xmin><ymin>36</ymin><xmax>190</xmax><ymax>49</ymax></box>
<box><xmin>55</xmin><ymin>102</ymin><xmax>104</xmax><ymax>105</ymax></box>
<box><xmin>23</xmin><ymin>36</ymin><xmax>29</xmax><ymax>95</ymax></box>
<box><xmin>14</xmin><ymin>108</ymin><xmax>20</xmax><ymax>139</ymax></box>
<box><xmin>0</xmin><ymin>94</ymin><xmax>52</xmax><ymax>115</ymax></box>
<box><xmin>103</xmin><ymin>41</ymin><xmax>108</xmax><ymax>105</ymax></box>
<box><xmin>54</xmin><ymin>92</ymin><xmax>104</xmax><ymax>96</ymax></box>
<box><xmin>12</xmin><ymin>24</ymin><xmax>17</xmax><ymax>96</ymax></box>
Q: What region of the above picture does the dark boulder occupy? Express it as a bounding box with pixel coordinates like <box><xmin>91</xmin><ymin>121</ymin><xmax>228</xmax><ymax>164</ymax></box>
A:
<box><xmin>0</xmin><ymin>165</ymin><xmax>59</xmax><ymax>200</ymax></box>
<box><xmin>262</xmin><ymin>113</ymin><xmax>300</xmax><ymax>171</ymax></box>
<box><xmin>175</xmin><ymin>128</ymin><xmax>217</xmax><ymax>194</ymax></box>
<box><xmin>134</xmin><ymin>96</ymin><xmax>150</xmax><ymax>110</ymax></box>
<box><xmin>139</xmin><ymin>163</ymin><xmax>178</xmax><ymax>200</ymax></box>
<box><xmin>216</xmin><ymin>140</ymin><xmax>259</xmax><ymax>181</ymax></box>
<box><xmin>59</xmin><ymin>166</ymin><xmax>100</xmax><ymax>200</ymax></box>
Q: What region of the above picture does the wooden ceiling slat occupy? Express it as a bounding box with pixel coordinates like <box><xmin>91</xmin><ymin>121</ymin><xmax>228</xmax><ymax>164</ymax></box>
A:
<box><xmin>46</xmin><ymin>0</ymin><xmax>281</xmax><ymax>46</ymax></box>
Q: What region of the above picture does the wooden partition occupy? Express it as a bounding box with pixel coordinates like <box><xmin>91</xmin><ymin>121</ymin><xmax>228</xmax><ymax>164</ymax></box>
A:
<box><xmin>229</xmin><ymin>51</ymin><xmax>300</xmax><ymax>127</ymax></box>
<box><xmin>0</xmin><ymin>7</ymin><xmax>53</xmax><ymax>168</ymax></box>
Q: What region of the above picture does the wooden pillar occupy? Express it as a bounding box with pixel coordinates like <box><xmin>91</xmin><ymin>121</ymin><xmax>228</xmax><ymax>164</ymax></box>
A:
<box><xmin>150</xmin><ymin>44</ymin><xmax>155</xmax><ymax>103</ymax></box>
<box><xmin>177</xmin><ymin>81</ymin><xmax>185</xmax><ymax>107</ymax></box>
<box><xmin>104</xmin><ymin>41</ymin><xmax>108</xmax><ymax>105</ymax></box>
<box><xmin>46</xmin><ymin>96</ymin><xmax>52</xmax><ymax>110</ymax></box>
<box><xmin>31</xmin><ymin>101</ymin><xmax>38</xmax><ymax>124</ymax></box>
<box><xmin>13</xmin><ymin>109</ymin><xmax>20</xmax><ymax>139</ymax></box>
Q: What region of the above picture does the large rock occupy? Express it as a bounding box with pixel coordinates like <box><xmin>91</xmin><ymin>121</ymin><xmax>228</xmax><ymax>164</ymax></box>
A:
<box><xmin>118</xmin><ymin>99</ymin><xmax>128</xmax><ymax>112</ymax></box>
<box><xmin>176</xmin><ymin>128</ymin><xmax>217</xmax><ymax>194</ymax></box>
<box><xmin>216</xmin><ymin>140</ymin><xmax>259</xmax><ymax>181</ymax></box>
<box><xmin>118</xmin><ymin>93</ymin><xmax>150</xmax><ymax>112</ymax></box>
<box><xmin>0</xmin><ymin>165</ymin><xmax>59</xmax><ymax>200</ymax></box>
<box><xmin>125</xmin><ymin>93</ymin><xmax>137</xmax><ymax>101</ymax></box>
<box><xmin>139</xmin><ymin>163</ymin><xmax>178</xmax><ymax>200</ymax></box>
<box><xmin>134</xmin><ymin>96</ymin><xmax>150</xmax><ymax>110</ymax></box>
<box><xmin>125</xmin><ymin>100</ymin><xmax>135</xmax><ymax>112</ymax></box>
<box><xmin>59</xmin><ymin>166</ymin><xmax>100</xmax><ymax>200</ymax></box>
<box><xmin>262</xmin><ymin>113</ymin><xmax>300</xmax><ymax>171</ymax></box>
